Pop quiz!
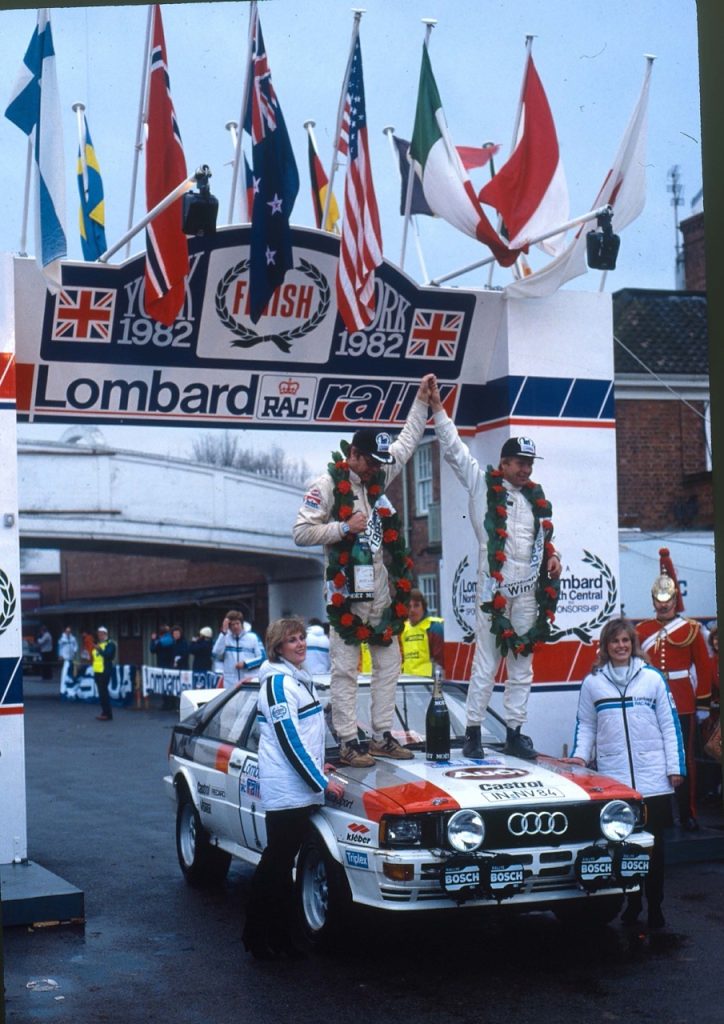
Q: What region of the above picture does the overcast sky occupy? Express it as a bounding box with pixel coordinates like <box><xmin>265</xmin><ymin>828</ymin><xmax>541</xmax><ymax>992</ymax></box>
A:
<box><xmin>1</xmin><ymin>0</ymin><xmax>702</xmax><ymax>467</ymax></box>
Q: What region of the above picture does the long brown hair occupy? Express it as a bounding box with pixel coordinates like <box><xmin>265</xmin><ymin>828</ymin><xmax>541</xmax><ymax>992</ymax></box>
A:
<box><xmin>593</xmin><ymin>617</ymin><xmax>644</xmax><ymax>670</ymax></box>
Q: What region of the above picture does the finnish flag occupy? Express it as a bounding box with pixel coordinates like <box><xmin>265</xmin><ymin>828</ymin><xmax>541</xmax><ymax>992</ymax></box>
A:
<box><xmin>5</xmin><ymin>8</ymin><xmax>67</xmax><ymax>290</ymax></box>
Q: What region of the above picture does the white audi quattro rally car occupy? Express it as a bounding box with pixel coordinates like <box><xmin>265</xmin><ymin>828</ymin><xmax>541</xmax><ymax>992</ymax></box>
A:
<box><xmin>164</xmin><ymin>677</ymin><xmax>654</xmax><ymax>947</ymax></box>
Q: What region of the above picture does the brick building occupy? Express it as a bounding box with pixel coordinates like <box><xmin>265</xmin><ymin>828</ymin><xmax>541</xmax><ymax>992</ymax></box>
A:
<box><xmin>386</xmin><ymin>437</ymin><xmax>442</xmax><ymax>614</ymax></box>
<box><xmin>681</xmin><ymin>210</ymin><xmax>706</xmax><ymax>290</ymax></box>
<box><xmin>613</xmin><ymin>287</ymin><xmax>712</xmax><ymax>532</ymax></box>
<box><xmin>26</xmin><ymin>549</ymin><xmax>268</xmax><ymax>666</ymax></box>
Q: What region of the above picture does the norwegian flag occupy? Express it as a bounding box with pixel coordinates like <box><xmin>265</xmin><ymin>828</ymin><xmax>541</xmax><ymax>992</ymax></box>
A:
<box><xmin>335</xmin><ymin>37</ymin><xmax>383</xmax><ymax>332</ymax></box>
<box><xmin>143</xmin><ymin>5</ymin><xmax>189</xmax><ymax>327</ymax></box>
<box><xmin>406</xmin><ymin>309</ymin><xmax>463</xmax><ymax>359</ymax></box>
<box><xmin>51</xmin><ymin>287</ymin><xmax>116</xmax><ymax>342</ymax></box>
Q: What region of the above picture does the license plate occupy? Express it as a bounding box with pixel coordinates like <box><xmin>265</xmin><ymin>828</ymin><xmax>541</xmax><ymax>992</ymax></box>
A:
<box><xmin>444</xmin><ymin>864</ymin><xmax>480</xmax><ymax>892</ymax></box>
<box><xmin>490</xmin><ymin>863</ymin><xmax>524</xmax><ymax>889</ymax></box>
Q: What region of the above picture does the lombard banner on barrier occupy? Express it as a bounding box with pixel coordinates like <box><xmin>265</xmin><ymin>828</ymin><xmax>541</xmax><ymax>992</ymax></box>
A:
<box><xmin>10</xmin><ymin>228</ymin><xmax>505</xmax><ymax>431</ymax></box>
<box><xmin>142</xmin><ymin>665</ymin><xmax>222</xmax><ymax>698</ymax></box>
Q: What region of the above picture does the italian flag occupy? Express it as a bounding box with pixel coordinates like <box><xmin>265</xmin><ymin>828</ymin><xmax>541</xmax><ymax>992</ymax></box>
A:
<box><xmin>409</xmin><ymin>45</ymin><xmax>519</xmax><ymax>267</ymax></box>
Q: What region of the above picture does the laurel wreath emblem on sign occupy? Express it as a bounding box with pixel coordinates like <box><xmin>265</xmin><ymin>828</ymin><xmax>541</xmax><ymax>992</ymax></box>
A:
<box><xmin>548</xmin><ymin>550</ymin><xmax>618</xmax><ymax>645</ymax></box>
<box><xmin>452</xmin><ymin>556</ymin><xmax>475</xmax><ymax>643</ymax></box>
<box><xmin>0</xmin><ymin>567</ymin><xmax>17</xmax><ymax>638</ymax></box>
<box><xmin>214</xmin><ymin>257</ymin><xmax>330</xmax><ymax>353</ymax></box>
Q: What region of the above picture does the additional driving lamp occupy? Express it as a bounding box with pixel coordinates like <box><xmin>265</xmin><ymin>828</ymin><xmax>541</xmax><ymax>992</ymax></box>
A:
<box><xmin>183</xmin><ymin>164</ymin><xmax>219</xmax><ymax>236</ymax></box>
<box><xmin>586</xmin><ymin>206</ymin><xmax>620</xmax><ymax>271</ymax></box>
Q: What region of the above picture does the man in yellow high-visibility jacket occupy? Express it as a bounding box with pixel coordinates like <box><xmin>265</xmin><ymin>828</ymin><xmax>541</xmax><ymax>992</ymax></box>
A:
<box><xmin>92</xmin><ymin>626</ymin><xmax>117</xmax><ymax>721</ymax></box>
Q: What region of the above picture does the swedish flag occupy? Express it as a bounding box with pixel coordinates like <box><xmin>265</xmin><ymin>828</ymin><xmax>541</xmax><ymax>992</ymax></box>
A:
<box><xmin>77</xmin><ymin>114</ymin><xmax>107</xmax><ymax>261</ymax></box>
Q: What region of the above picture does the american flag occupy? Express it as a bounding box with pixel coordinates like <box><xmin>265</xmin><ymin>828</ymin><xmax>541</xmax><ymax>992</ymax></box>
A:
<box><xmin>406</xmin><ymin>310</ymin><xmax>463</xmax><ymax>359</ymax></box>
<box><xmin>143</xmin><ymin>5</ymin><xmax>189</xmax><ymax>327</ymax></box>
<box><xmin>51</xmin><ymin>288</ymin><xmax>115</xmax><ymax>342</ymax></box>
<box><xmin>335</xmin><ymin>37</ymin><xmax>383</xmax><ymax>332</ymax></box>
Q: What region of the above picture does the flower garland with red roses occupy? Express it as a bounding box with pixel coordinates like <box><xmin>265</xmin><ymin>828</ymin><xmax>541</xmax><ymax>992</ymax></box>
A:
<box><xmin>482</xmin><ymin>466</ymin><xmax>561</xmax><ymax>657</ymax></box>
<box><xmin>325</xmin><ymin>440</ymin><xmax>414</xmax><ymax>646</ymax></box>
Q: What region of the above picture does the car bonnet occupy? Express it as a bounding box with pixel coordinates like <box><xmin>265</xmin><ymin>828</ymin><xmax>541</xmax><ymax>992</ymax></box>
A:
<box><xmin>336</xmin><ymin>755</ymin><xmax>641</xmax><ymax>822</ymax></box>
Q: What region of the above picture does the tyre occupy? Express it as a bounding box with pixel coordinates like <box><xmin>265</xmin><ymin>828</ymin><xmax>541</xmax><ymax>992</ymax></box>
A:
<box><xmin>296</xmin><ymin>831</ymin><xmax>352</xmax><ymax>948</ymax></box>
<box><xmin>175</xmin><ymin>786</ymin><xmax>231</xmax><ymax>887</ymax></box>
<box><xmin>553</xmin><ymin>893</ymin><xmax>624</xmax><ymax>928</ymax></box>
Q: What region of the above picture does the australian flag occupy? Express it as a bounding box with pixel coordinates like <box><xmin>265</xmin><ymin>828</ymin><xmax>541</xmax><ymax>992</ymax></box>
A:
<box><xmin>244</xmin><ymin>7</ymin><xmax>299</xmax><ymax>323</ymax></box>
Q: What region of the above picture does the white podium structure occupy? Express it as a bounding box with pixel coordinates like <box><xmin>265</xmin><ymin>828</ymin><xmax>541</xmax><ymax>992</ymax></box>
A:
<box><xmin>439</xmin><ymin>290</ymin><xmax>620</xmax><ymax>756</ymax></box>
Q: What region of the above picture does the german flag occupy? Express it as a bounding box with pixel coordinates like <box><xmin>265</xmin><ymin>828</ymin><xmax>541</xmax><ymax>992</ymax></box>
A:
<box><xmin>308</xmin><ymin>133</ymin><xmax>339</xmax><ymax>233</ymax></box>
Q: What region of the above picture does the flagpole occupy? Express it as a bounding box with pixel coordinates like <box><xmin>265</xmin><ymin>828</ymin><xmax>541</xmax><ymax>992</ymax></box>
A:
<box><xmin>72</xmin><ymin>102</ymin><xmax>89</xmax><ymax>197</ymax></box>
<box><xmin>400</xmin><ymin>18</ymin><xmax>437</xmax><ymax>271</ymax></box>
<box><xmin>304</xmin><ymin>118</ymin><xmax>319</xmax><ymax>156</ymax></box>
<box><xmin>225</xmin><ymin>120</ymin><xmax>243</xmax><ymax>221</ymax></box>
<box><xmin>19</xmin><ymin>137</ymin><xmax>33</xmax><ymax>256</ymax></box>
<box><xmin>323</xmin><ymin>8</ymin><xmax>364</xmax><ymax>233</ymax></box>
<box><xmin>228</xmin><ymin>0</ymin><xmax>256</xmax><ymax>224</ymax></box>
<box><xmin>429</xmin><ymin>203</ymin><xmax>613</xmax><ymax>286</ymax></box>
<box><xmin>304</xmin><ymin>119</ymin><xmax>323</xmax><ymax>230</ymax></box>
<box><xmin>383</xmin><ymin>126</ymin><xmax>429</xmax><ymax>281</ymax></box>
<box><xmin>99</xmin><ymin>176</ymin><xmax>194</xmax><ymax>263</ymax></box>
<box><xmin>486</xmin><ymin>33</ymin><xmax>534</xmax><ymax>288</ymax></box>
<box><xmin>226</xmin><ymin>119</ymin><xmax>239</xmax><ymax>156</ymax></box>
<box><xmin>126</xmin><ymin>4</ymin><xmax>153</xmax><ymax>259</ymax></box>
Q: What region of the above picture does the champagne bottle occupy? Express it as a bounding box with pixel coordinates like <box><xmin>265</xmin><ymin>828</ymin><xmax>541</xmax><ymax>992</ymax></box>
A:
<box><xmin>425</xmin><ymin>665</ymin><xmax>450</xmax><ymax>761</ymax></box>
<box><xmin>348</xmin><ymin>533</ymin><xmax>375</xmax><ymax>601</ymax></box>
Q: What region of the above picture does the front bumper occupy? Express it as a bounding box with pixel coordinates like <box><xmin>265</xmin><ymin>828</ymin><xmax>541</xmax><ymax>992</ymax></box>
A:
<box><xmin>340</xmin><ymin>832</ymin><xmax>655</xmax><ymax>911</ymax></box>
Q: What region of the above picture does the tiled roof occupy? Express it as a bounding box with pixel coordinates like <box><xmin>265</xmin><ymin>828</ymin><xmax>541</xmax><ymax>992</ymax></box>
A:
<box><xmin>612</xmin><ymin>288</ymin><xmax>710</xmax><ymax>375</ymax></box>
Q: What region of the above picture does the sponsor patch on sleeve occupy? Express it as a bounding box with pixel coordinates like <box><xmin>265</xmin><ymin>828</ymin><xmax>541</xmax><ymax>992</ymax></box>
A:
<box><xmin>270</xmin><ymin>703</ymin><xmax>290</xmax><ymax>722</ymax></box>
<box><xmin>303</xmin><ymin>486</ymin><xmax>323</xmax><ymax>510</ymax></box>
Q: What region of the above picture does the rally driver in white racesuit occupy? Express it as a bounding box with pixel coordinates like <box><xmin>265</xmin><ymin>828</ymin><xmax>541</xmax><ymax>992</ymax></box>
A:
<box><xmin>429</xmin><ymin>377</ymin><xmax>562</xmax><ymax>760</ymax></box>
<box><xmin>294</xmin><ymin>375</ymin><xmax>434</xmax><ymax>767</ymax></box>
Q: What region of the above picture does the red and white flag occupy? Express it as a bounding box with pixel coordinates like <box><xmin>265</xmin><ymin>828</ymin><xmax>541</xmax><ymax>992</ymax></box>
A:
<box><xmin>335</xmin><ymin>37</ymin><xmax>383</xmax><ymax>332</ymax></box>
<box><xmin>506</xmin><ymin>57</ymin><xmax>653</xmax><ymax>299</ymax></box>
<box><xmin>143</xmin><ymin>5</ymin><xmax>189</xmax><ymax>326</ymax></box>
<box><xmin>479</xmin><ymin>55</ymin><xmax>568</xmax><ymax>255</ymax></box>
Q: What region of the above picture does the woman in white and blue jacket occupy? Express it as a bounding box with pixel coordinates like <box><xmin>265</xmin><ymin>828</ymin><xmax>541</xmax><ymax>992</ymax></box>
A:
<box><xmin>242</xmin><ymin>617</ymin><xmax>343</xmax><ymax>959</ymax></box>
<box><xmin>566</xmin><ymin>617</ymin><xmax>685</xmax><ymax>930</ymax></box>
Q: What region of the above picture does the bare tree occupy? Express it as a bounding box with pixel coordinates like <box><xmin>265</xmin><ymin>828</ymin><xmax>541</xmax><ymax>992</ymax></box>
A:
<box><xmin>191</xmin><ymin>433</ymin><xmax>310</xmax><ymax>485</ymax></box>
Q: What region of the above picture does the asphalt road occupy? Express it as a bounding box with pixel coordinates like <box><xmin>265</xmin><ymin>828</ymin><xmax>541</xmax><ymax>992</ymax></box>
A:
<box><xmin>3</xmin><ymin>680</ymin><xmax>724</xmax><ymax>1024</ymax></box>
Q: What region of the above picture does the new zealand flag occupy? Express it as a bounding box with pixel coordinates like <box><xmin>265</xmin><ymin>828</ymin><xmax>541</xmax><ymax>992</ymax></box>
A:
<box><xmin>244</xmin><ymin>8</ymin><xmax>299</xmax><ymax>324</ymax></box>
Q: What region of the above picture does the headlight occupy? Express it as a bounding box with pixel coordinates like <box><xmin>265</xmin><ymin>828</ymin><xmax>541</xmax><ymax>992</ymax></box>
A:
<box><xmin>599</xmin><ymin>800</ymin><xmax>636</xmax><ymax>841</ymax></box>
<box><xmin>447</xmin><ymin>809</ymin><xmax>485</xmax><ymax>852</ymax></box>
<box><xmin>382</xmin><ymin>816</ymin><xmax>423</xmax><ymax>847</ymax></box>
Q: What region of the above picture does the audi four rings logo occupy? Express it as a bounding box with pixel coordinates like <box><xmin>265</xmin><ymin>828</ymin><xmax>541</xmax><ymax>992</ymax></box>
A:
<box><xmin>508</xmin><ymin>811</ymin><xmax>568</xmax><ymax>836</ymax></box>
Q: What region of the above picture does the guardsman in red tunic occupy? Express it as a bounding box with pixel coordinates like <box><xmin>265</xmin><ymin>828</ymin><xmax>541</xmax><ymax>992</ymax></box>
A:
<box><xmin>636</xmin><ymin>553</ymin><xmax>711</xmax><ymax>830</ymax></box>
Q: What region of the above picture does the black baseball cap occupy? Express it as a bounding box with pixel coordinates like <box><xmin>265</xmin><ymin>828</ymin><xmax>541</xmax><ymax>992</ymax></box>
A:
<box><xmin>500</xmin><ymin>436</ymin><xmax>542</xmax><ymax>460</ymax></box>
<box><xmin>351</xmin><ymin>429</ymin><xmax>395</xmax><ymax>464</ymax></box>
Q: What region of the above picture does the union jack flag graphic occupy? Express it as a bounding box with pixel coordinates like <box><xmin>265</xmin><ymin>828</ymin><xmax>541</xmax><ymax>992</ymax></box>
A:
<box><xmin>51</xmin><ymin>287</ymin><xmax>115</xmax><ymax>342</ymax></box>
<box><xmin>406</xmin><ymin>309</ymin><xmax>463</xmax><ymax>359</ymax></box>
